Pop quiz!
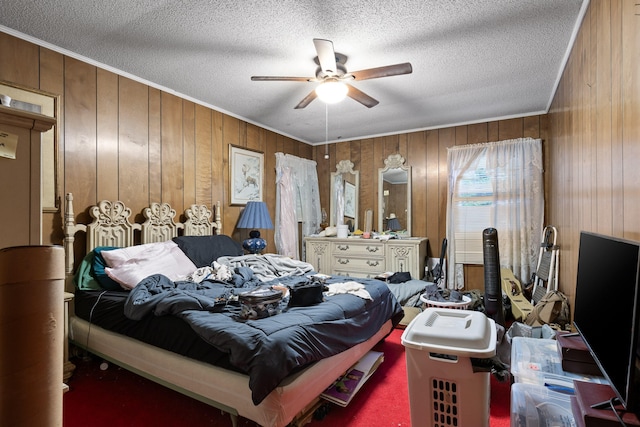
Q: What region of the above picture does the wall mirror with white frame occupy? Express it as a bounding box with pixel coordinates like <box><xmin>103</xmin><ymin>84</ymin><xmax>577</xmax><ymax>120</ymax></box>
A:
<box><xmin>378</xmin><ymin>154</ymin><xmax>411</xmax><ymax>236</ymax></box>
<box><xmin>330</xmin><ymin>160</ymin><xmax>359</xmax><ymax>231</ymax></box>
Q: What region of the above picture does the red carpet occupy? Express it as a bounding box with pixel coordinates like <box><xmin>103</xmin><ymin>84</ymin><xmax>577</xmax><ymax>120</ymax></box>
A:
<box><xmin>63</xmin><ymin>328</ymin><xmax>511</xmax><ymax>426</ymax></box>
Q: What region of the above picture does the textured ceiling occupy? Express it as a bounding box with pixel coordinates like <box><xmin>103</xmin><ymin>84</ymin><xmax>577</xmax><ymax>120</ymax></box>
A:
<box><xmin>0</xmin><ymin>0</ymin><xmax>587</xmax><ymax>144</ymax></box>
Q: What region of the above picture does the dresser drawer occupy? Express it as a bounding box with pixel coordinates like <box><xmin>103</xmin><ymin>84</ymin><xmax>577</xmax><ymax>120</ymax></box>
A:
<box><xmin>332</xmin><ymin>256</ymin><xmax>384</xmax><ymax>271</ymax></box>
<box><xmin>304</xmin><ymin>236</ymin><xmax>427</xmax><ymax>280</ymax></box>
<box><xmin>333</xmin><ymin>270</ymin><xmax>382</xmax><ymax>279</ymax></box>
<box><xmin>332</xmin><ymin>241</ymin><xmax>383</xmax><ymax>257</ymax></box>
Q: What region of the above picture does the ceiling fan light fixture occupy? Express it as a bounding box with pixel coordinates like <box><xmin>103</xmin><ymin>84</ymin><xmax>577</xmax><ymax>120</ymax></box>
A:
<box><xmin>315</xmin><ymin>80</ymin><xmax>348</xmax><ymax>104</ymax></box>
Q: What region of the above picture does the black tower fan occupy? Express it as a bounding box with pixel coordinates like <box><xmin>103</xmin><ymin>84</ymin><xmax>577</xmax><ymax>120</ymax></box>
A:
<box><xmin>483</xmin><ymin>228</ymin><xmax>505</xmax><ymax>326</ymax></box>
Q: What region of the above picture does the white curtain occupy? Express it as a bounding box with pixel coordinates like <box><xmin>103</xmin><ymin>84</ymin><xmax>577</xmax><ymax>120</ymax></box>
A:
<box><xmin>446</xmin><ymin>138</ymin><xmax>544</xmax><ymax>289</ymax></box>
<box><xmin>275</xmin><ymin>153</ymin><xmax>321</xmax><ymax>259</ymax></box>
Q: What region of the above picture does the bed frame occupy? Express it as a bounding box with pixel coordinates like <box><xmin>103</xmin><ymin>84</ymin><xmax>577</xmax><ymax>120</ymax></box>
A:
<box><xmin>63</xmin><ymin>192</ymin><xmax>222</xmax><ymax>277</ymax></box>
<box><xmin>62</xmin><ymin>192</ymin><xmax>393</xmax><ymax>427</ymax></box>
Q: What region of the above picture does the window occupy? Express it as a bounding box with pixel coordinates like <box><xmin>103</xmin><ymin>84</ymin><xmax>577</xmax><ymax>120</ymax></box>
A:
<box><xmin>452</xmin><ymin>157</ymin><xmax>493</xmax><ymax>264</ymax></box>
<box><xmin>446</xmin><ymin>138</ymin><xmax>544</xmax><ymax>288</ymax></box>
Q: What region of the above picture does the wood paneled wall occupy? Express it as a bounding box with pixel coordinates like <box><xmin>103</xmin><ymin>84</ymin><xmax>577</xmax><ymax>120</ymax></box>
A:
<box><xmin>547</xmin><ymin>0</ymin><xmax>640</xmax><ymax>306</ymax></box>
<box><xmin>312</xmin><ymin>116</ymin><xmax>548</xmax><ymax>287</ymax></box>
<box><xmin>2</xmin><ymin>0</ymin><xmax>636</xmax><ymax>299</ymax></box>
<box><xmin>1</xmin><ymin>29</ymin><xmax>546</xmax><ymax>281</ymax></box>
<box><xmin>0</xmin><ymin>31</ymin><xmax>311</xmax><ymax>253</ymax></box>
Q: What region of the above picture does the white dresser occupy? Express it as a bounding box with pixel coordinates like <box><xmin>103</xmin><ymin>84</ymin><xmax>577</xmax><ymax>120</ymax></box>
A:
<box><xmin>304</xmin><ymin>236</ymin><xmax>428</xmax><ymax>280</ymax></box>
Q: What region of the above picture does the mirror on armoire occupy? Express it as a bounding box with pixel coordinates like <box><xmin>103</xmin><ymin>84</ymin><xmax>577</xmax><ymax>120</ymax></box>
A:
<box><xmin>378</xmin><ymin>154</ymin><xmax>411</xmax><ymax>236</ymax></box>
<box><xmin>330</xmin><ymin>160</ymin><xmax>359</xmax><ymax>231</ymax></box>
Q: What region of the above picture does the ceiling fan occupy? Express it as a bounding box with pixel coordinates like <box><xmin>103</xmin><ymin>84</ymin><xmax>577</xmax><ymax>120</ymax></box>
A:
<box><xmin>251</xmin><ymin>39</ymin><xmax>412</xmax><ymax>109</ymax></box>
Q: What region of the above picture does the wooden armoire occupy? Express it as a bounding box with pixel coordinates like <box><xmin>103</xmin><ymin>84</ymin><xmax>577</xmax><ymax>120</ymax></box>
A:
<box><xmin>0</xmin><ymin>104</ymin><xmax>56</xmax><ymax>249</ymax></box>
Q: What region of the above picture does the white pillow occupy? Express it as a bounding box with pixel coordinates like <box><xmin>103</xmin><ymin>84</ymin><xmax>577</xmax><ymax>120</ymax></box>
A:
<box><xmin>103</xmin><ymin>240</ymin><xmax>196</xmax><ymax>289</ymax></box>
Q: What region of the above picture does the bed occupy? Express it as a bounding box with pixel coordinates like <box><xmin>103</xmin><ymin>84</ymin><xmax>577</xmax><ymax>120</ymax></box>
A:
<box><xmin>62</xmin><ymin>193</ymin><xmax>403</xmax><ymax>427</ymax></box>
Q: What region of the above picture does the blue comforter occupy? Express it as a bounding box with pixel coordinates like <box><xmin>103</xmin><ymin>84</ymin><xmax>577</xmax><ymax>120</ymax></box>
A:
<box><xmin>124</xmin><ymin>274</ymin><xmax>403</xmax><ymax>404</ymax></box>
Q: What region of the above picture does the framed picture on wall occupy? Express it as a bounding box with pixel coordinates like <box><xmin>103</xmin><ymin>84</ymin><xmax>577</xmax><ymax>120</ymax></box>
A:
<box><xmin>229</xmin><ymin>145</ymin><xmax>264</xmax><ymax>205</ymax></box>
<box><xmin>344</xmin><ymin>181</ymin><xmax>356</xmax><ymax>218</ymax></box>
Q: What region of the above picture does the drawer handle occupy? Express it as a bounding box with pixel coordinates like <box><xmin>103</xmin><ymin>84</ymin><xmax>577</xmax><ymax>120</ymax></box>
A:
<box><xmin>336</xmin><ymin>245</ymin><xmax>349</xmax><ymax>251</ymax></box>
<box><xmin>366</xmin><ymin>246</ymin><xmax>379</xmax><ymax>253</ymax></box>
<box><xmin>337</xmin><ymin>258</ymin><xmax>350</xmax><ymax>265</ymax></box>
<box><xmin>367</xmin><ymin>260</ymin><xmax>380</xmax><ymax>267</ymax></box>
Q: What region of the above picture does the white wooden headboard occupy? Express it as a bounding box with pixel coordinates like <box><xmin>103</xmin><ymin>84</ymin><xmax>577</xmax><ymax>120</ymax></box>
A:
<box><xmin>63</xmin><ymin>192</ymin><xmax>222</xmax><ymax>277</ymax></box>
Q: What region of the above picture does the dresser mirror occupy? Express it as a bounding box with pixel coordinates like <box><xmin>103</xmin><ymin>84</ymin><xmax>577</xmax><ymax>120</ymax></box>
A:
<box><xmin>378</xmin><ymin>154</ymin><xmax>411</xmax><ymax>236</ymax></box>
<box><xmin>330</xmin><ymin>160</ymin><xmax>359</xmax><ymax>231</ymax></box>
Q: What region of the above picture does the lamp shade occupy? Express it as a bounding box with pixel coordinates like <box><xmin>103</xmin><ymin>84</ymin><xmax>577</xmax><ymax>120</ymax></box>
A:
<box><xmin>237</xmin><ymin>201</ymin><xmax>274</xmax><ymax>230</ymax></box>
<box><xmin>387</xmin><ymin>217</ymin><xmax>402</xmax><ymax>231</ymax></box>
<box><xmin>237</xmin><ymin>201</ymin><xmax>273</xmax><ymax>254</ymax></box>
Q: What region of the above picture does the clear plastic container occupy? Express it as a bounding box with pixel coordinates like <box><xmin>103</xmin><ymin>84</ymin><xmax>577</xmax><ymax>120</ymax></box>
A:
<box><xmin>510</xmin><ymin>382</ymin><xmax>576</xmax><ymax>427</ymax></box>
<box><xmin>511</xmin><ymin>337</ymin><xmax>607</xmax><ymax>390</ymax></box>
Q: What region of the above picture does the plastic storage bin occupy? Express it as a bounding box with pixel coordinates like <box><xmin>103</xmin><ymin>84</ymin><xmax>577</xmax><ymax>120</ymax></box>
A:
<box><xmin>401</xmin><ymin>307</ymin><xmax>497</xmax><ymax>427</ymax></box>
<box><xmin>511</xmin><ymin>337</ymin><xmax>607</xmax><ymax>390</ymax></box>
<box><xmin>510</xmin><ymin>382</ymin><xmax>575</xmax><ymax>427</ymax></box>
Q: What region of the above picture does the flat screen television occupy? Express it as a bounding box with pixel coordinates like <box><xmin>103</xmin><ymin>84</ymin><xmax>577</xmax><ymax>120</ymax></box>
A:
<box><xmin>573</xmin><ymin>231</ymin><xmax>640</xmax><ymax>415</ymax></box>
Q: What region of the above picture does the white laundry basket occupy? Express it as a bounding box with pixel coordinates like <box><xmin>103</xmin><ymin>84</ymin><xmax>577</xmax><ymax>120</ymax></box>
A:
<box><xmin>401</xmin><ymin>307</ymin><xmax>497</xmax><ymax>427</ymax></box>
<box><xmin>420</xmin><ymin>293</ymin><xmax>472</xmax><ymax>310</ymax></box>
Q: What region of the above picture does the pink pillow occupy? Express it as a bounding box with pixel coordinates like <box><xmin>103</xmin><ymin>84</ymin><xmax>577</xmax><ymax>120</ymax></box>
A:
<box><xmin>103</xmin><ymin>240</ymin><xmax>196</xmax><ymax>289</ymax></box>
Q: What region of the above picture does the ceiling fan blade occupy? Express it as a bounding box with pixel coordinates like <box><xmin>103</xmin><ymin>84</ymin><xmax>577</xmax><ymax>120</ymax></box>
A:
<box><xmin>251</xmin><ymin>76</ymin><xmax>312</xmax><ymax>82</ymax></box>
<box><xmin>346</xmin><ymin>84</ymin><xmax>379</xmax><ymax>108</ymax></box>
<box><xmin>349</xmin><ymin>62</ymin><xmax>413</xmax><ymax>81</ymax></box>
<box><xmin>294</xmin><ymin>90</ymin><xmax>318</xmax><ymax>109</ymax></box>
<box><xmin>313</xmin><ymin>38</ymin><xmax>338</xmax><ymax>75</ymax></box>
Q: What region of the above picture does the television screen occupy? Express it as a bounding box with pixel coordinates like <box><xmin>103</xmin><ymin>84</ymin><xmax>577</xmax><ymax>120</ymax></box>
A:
<box><xmin>574</xmin><ymin>231</ymin><xmax>640</xmax><ymax>414</ymax></box>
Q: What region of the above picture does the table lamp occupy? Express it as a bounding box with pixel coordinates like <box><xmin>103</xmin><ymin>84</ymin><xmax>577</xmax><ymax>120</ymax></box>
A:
<box><xmin>237</xmin><ymin>201</ymin><xmax>274</xmax><ymax>254</ymax></box>
<box><xmin>387</xmin><ymin>213</ymin><xmax>402</xmax><ymax>231</ymax></box>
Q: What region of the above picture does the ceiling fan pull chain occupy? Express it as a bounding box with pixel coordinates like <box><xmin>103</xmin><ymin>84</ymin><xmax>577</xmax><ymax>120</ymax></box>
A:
<box><xmin>324</xmin><ymin>104</ymin><xmax>329</xmax><ymax>159</ymax></box>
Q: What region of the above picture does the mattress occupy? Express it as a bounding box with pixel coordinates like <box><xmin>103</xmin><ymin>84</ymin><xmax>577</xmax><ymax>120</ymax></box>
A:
<box><xmin>73</xmin><ymin>288</ymin><xmax>237</xmax><ymax>370</ymax></box>
<box><xmin>73</xmin><ymin>274</ymin><xmax>404</xmax><ymax>405</ymax></box>
<box><xmin>69</xmin><ymin>314</ymin><xmax>394</xmax><ymax>427</ymax></box>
